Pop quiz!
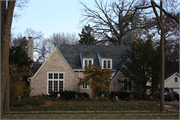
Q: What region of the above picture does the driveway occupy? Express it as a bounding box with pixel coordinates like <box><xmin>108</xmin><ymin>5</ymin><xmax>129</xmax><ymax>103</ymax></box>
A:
<box><xmin>165</xmin><ymin>101</ymin><xmax>179</xmax><ymax>105</ymax></box>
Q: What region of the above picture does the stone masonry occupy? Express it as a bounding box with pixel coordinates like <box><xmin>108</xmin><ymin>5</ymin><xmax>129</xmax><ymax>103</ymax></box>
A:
<box><xmin>30</xmin><ymin>48</ymin><xmax>80</xmax><ymax>96</ymax></box>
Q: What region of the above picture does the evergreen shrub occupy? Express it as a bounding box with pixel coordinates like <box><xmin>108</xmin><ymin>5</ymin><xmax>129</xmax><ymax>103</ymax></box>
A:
<box><xmin>49</xmin><ymin>91</ymin><xmax>89</xmax><ymax>100</ymax></box>
<box><xmin>110</xmin><ymin>91</ymin><xmax>131</xmax><ymax>100</ymax></box>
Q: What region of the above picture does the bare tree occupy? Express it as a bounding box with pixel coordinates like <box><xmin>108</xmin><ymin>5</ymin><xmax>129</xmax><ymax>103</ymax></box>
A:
<box><xmin>24</xmin><ymin>28</ymin><xmax>44</xmax><ymax>40</ymax></box>
<box><xmin>12</xmin><ymin>0</ymin><xmax>29</xmax><ymax>19</ymax></box>
<box><xmin>80</xmin><ymin>0</ymin><xmax>148</xmax><ymax>45</ymax></box>
<box><xmin>34</xmin><ymin>32</ymin><xmax>78</xmax><ymax>63</ymax></box>
<box><xmin>48</xmin><ymin>32</ymin><xmax>79</xmax><ymax>49</ymax></box>
<box><xmin>34</xmin><ymin>39</ymin><xmax>51</xmax><ymax>63</ymax></box>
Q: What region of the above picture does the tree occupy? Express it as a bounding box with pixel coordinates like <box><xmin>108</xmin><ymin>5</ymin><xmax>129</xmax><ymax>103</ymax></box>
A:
<box><xmin>9</xmin><ymin>63</ymin><xmax>33</xmax><ymax>101</ymax></box>
<box><xmin>1</xmin><ymin>1</ymin><xmax>16</xmax><ymax>115</ymax></box>
<box><xmin>78</xmin><ymin>24</ymin><xmax>97</xmax><ymax>45</ymax></box>
<box><xmin>9</xmin><ymin>37</ymin><xmax>33</xmax><ymax>67</ymax></box>
<box><xmin>120</xmin><ymin>38</ymin><xmax>160</xmax><ymax>99</ymax></box>
<box><xmin>10</xmin><ymin>33</ymin><xmax>24</xmax><ymax>47</ymax></box>
<box><xmin>78</xmin><ymin>64</ymin><xmax>112</xmax><ymax>97</ymax></box>
<box><xmin>164</xmin><ymin>40</ymin><xmax>179</xmax><ymax>63</ymax></box>
<box><xmin>151</xmin><ymin>0</ymin><xmax>166</xmax><ymax>112</ymax></box>
<box><xmin>9</xmin><ymin>37</ymin><xmax>33</xmax><ymax>101</ymax></box>
<box><xmin>48</xmin><ymin>32</ymin><xmax>78</xmax><ymax>47</ymax></box>
<box><xmin>154</xmin><ymin>37</ymin><xmax>179</xmax><ymax>63</ymax></box>
<box><xmin>80</xmin><ymin>0</ymin><xmax>147</xmax><ymax>45</ymax></box>
<box><xmin>24</xmin><ymin>28</ymin><xmax>44</xmax><ymax>40</ymax></box>
<box><xmin>147</xmin><ymin>13</ymin><xmax>179</xmax><ymax>39</ymax></box>
<box><xmin>135</xmin><ymin>0</ymin><xmax>179</xmax><ymax>112</ymax></box>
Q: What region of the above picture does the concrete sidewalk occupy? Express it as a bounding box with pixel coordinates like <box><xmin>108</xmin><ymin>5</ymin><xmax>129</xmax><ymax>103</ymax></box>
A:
<box><xmin>9</xmin><ymin>109</ymin><xmax>179</xmax><ymax>114</ymax></box>
<box><xmin>9</xmin><ymin>110</ymin><xmax>155</xmax><ymax>114</ymax></box>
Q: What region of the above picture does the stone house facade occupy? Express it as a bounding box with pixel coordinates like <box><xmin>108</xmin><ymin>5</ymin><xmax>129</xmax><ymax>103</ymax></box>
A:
<box><xmin>28</xmin><ymin>43</ymin><xmax>132</xmax><ymax>97</ymax></box>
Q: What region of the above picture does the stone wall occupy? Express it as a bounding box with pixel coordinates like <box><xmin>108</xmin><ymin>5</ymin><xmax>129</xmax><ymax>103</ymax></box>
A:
<box><xmin>30</xmin><ymin>48</ymin><xmax>80</xmax><ymax>96</ymax></box>
<box><xmin>111</xmin><ymin>70</ymin><xmax>124</xmax><ymax>92</ymax></box>
<box><xmin>74</xmin><ymin>71</ymin><xmax>92</xmax><ymax>97</ymax></box>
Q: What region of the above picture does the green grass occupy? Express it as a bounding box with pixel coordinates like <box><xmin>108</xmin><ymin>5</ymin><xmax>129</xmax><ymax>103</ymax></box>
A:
<box><xmin>2</xmin><ymin>114</ymin><xmax>179</xmax><ymax>119</ymax></box>
<box><xmin>10</xmin><ymin>101</ymin><xmax>162</xmax><ymax>111</ymax></box>
<box><xmin>5</xmin><ymin>101</ymin><xmax>179</xmax><ymax>119</ymax></box>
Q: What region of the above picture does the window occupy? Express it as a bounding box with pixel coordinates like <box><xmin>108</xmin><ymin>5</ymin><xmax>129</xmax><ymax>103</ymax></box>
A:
<box><xmin>54</xmin><ymin>73</ymin><xmax>58</xmax><ymax>79</ymax></box>
<box><xmin>175</xmin><ymin>77</ymin><xmax>178</xmax><ymax>82</ymax></box>
<box><xmin>49</xmin><ymin>73</ymin><xmax>53</xmax><ymax>79</ymax></box>
<box><xmin>83</xmin><ymin>58</ymin><xmax>93</xmax><ymax>68</ymax></box>
<box><xmin>82</xmin><ymin>83</ymin><xmax>88</xmax><ymax>89</ymax></box>
<box><xmin>102</xmin><ymin>59</ymin><xmax>112</xmax><ymax>69</ymax></box>
<box><xmin>47</xmin><ymin>72</ymin><xmax>64</xmax><ymax>94</ymax></box>
<box><xmin>123</xmin><ymin>78</ymin><xmax>133</xmax><ymax>92</ymax></box>
<box><xmin>103</xmin><ymin>60</ymin><xmax>106</xmax><ymax>68</ymax></box>
<box><xmin>108</xmin><ymin>60</ymin><xmax>111</xmax><ymax>68</ymax></box>
<box><xmin>59</xmin><ymin>73</ymin><xmax>63</xmax><ymax>79</ymax></box>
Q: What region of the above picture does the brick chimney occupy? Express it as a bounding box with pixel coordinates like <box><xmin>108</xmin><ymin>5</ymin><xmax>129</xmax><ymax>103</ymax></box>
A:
<box><xmin>28</xmin><ymin>37</ymin><xmax>33</xmax><ymax>67</ymax></box>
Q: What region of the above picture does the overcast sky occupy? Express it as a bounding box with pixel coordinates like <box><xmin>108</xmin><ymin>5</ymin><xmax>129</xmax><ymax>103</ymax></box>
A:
<box><xmin>11</xmin><ymin>0</ymin><xmax>95</xmax><ymax>39</ymax></box>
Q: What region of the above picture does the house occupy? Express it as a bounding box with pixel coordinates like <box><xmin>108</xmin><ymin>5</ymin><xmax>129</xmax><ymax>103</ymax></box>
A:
<box><xmin>28</xmin><ymin>40</ymin><xmax>133</xmax><ymax>97</ymax></box>
<box><xmin>165</xmin><ymin>62</ymin><xmax>180</xmax><ymax>94</ymax></box>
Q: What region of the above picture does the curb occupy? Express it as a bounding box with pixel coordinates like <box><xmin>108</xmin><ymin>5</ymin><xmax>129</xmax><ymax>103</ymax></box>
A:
<box><xmin>9</xmin><ymin>110</ymin><xmax>179</xmax><ymax>114</ymax></box>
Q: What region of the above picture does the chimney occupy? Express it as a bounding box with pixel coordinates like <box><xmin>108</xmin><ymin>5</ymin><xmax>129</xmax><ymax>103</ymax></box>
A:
<box><xmin>28</xmin><ymin>37</ymin><xmax>33</xmax><ymax>67</ymax></box>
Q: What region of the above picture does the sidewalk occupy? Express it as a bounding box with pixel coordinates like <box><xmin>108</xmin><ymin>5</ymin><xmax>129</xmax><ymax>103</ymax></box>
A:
<box><xmin>9</xmin><ymin>109</ymin><xmax>179</xmax><ymax>114</ymax></box>
<box><xmin>9</xmin><ymin>110</ymin><xmax>156</xmax><ymax>114</ymax></box>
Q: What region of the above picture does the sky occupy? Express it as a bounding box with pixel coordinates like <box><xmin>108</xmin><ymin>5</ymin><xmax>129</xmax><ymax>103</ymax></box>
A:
<box><xmin>11</xmin><ymin>0</ymin><xmax>96</xmax><ymax>39</ymax></box>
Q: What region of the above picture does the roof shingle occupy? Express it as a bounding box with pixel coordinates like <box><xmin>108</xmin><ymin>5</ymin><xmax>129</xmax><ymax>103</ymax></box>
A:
<box><xmin>58</xmin><ymin>45</ymin><xmax>130</xmax><ymax>70</ymax></box>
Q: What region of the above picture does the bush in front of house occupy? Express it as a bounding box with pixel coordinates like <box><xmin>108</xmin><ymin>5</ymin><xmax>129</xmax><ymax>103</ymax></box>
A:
<box><xmin>11</xmin><ymin>101</ymin><xmax>26</xmax><ymax>107</ymax></box>
<box><xmin>27</xmin><ymin>99</ymin><xmax>45</xmax><ymax>106</ymax></box>
<box><xmin>110</xmin><ymin>91</ymin><xmax>131</xmax><ymax>100</ymax></box>
<box><xmin>49</xmin><ymin>90</ymin><xmax>89</xmax><ymax>100</ymax></box>
<box><xmin>98</xmin><ymin>91</ymin><xmax>110</xmax><ymax>98</ymax></box>
<box><xmin>10</xmin><ymin>96</ymin><xmax>45</xmax><ymax>107</ymax></box>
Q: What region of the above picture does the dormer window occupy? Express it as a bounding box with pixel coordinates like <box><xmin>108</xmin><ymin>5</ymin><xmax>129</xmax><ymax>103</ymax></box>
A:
<box><xmin>83</xmin><ymin>58</ymin><xmax>93</xmax><ymax>68</ymax></box>
<box><xmin>102</xmin><ymin>59</ymin><xmax>112</xmax><ymax>69</ymax></box>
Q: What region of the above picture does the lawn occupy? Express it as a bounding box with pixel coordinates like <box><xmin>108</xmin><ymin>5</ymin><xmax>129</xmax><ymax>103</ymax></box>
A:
<box><xmin>3</xmin><ymin>114</ymin><xmax>179</xmax><ymax>119</ymax></box>
<box><xmin>10</xmin><ymin>101</ymin><xmax>162</xmax><ymax>111</ymax></box>
<box><xmin>4</xmin><ymin>100</ymin><xmax>179</xmax><ymax>119</ymax></box>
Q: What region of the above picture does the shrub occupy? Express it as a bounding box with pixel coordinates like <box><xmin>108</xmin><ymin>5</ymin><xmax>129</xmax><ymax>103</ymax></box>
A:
<box><xmin>110</xmin><ymin>91</ymin><xmax>130</xmax><ymax>100</ymax></box>
<box><xmin>130</xmin><ymin>92</ymin><xmax>148</xmax><ymax>100</ymax></box>
<box><xmin>49</xmin><ymin>91</ymin><xmax>89</xmax><ymax>100</ymax></box>
<box><xmin>79</xmin><ymin>92</ymin><xmax>90</xmax><ymax>98</ymax></box>
<box><xmin>28</xmin><ymin>99</ymin><xmax>45</xmax><ymax>106</ymax></box>
<box><xmin>98</xmin><ymin>91</ymin><xmax>110</xmax><ymax>98</ymax></box>
<box><xmin>11</xmin><ymin>101</ymin><xmax>26</xmax><ymax>107</ymax></box>
<box><xmin>99</xmin><ymin>97</ymin><xmax>110</xmax><ymax>101</ymax></box>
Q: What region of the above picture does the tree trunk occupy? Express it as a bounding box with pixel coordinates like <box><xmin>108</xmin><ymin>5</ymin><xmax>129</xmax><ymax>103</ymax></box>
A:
<box><xmin>160</xmin><ymin>0</ymin><xmax>165</xmax><ymax>112</ymax></box>
<box><xmin>151</xmin><ymin>0</ymin><xmax>165</xmax><ymax>112</ymax></box>
<box><xmin>1</xmin><ymin>1</ymin><xmax>16</xmax><ymax>117</ymax></box>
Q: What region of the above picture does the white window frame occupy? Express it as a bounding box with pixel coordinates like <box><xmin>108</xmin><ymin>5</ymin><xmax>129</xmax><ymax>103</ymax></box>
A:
<box><xmin>47</xmin><ymin>72</ymin><xmax>65</xmax><ymax>95</ymax></box>
<box><xmin>82</xmin><ymin>83</ymin><xmax>88</xmax><ymax>89</ymax></box>
<box><xmin>123</xmin><ymin>78</ymin><xmax>133</xmax><ymax>92</ymax></box>
<box><xmin>102</xmin><ymin>59</ymin><xmax>112</xmax><ymax>69</ymax></box>
<box><xmin>83</xmin><ymin>58</ymin><xmax>94</xmax><ymax>68</ymax></box>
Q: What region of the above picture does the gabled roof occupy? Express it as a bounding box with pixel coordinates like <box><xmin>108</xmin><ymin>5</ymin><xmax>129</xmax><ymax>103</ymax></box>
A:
<box><xmin>58</xmin><ymin>45</ymin><xmax>130</xmax><ymax>70</ymax></box>
<box><xmin>165</xmin><ymin>72</ymin><xmax>179</xmax><ymax>82</ymax></box>
<box><xmin>30</xmin><ymin>47</ymin><xmax>79</xmax><ymax>79</ymax></box>
<box><xmin>165</xmin><ymin>62</ymin><xmax>179</xmax><ymax>80</ymax></box>
<box><xmin>32</xmin><ymin>63</ymin><xmax>42</xmax><ymax>74</ymax></box>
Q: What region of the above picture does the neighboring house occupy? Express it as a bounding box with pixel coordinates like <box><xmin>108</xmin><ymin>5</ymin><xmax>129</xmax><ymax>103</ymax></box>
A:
<box><xmin>28</xmin><ymin>40</ymin><xmax>132</xmax><ymax>97</ymax></box>
<box><xmin>165</xmin><ymin>62</ymin><xmax>180</xmax><ymax>94</ymax></box>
